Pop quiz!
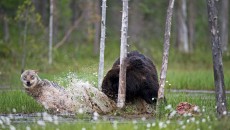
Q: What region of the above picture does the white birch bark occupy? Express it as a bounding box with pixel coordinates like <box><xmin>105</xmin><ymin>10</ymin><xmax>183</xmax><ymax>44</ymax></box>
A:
<box><xmin>177</xmin><ymin>0</ymin><xmax>189</xmax><ymax>53</ymax></box>
<box><xmin>181</xmin><ymin>0</ymin><xmax>189</xmax><ymax>52</ymax></box>
<box><xmin>48</xmin><ymin>0</ymin><xmax>54</xmax><ymax>64</ymax></box>
<box><xmin>158</xmin><ymin>0</ymin><xmax>175</xmax><ymax>100</ymax></box>
<box><xmin>117</xmin><ymin>0</ymin><xmax>129</xmax><ymax>108</ymax></box>
<box><xmin>157</xmin><ymin>0</ymin><xmax>175</xmax><ymax>119</ymax></box>
<box><xmin>98</xmin><ymin>0</ymin><xmax>107</xmax><ymax>90</ymax></box>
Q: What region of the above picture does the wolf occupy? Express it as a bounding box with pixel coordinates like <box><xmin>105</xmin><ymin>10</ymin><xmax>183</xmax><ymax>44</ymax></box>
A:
<box><xmin>21</xmin><ymin>70</ymin><xmax>116</xmax><ymax>114</ymax></box>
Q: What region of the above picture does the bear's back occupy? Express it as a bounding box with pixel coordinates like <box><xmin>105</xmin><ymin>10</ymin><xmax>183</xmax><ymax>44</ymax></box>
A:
<box><xmin>102</xmin><ymin>51</ymin><xmax>159</xmax><ymax>104</ymax></box>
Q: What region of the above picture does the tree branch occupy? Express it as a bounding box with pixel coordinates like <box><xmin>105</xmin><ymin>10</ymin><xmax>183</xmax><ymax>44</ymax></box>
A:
<box><xmin>54</xmin><ymin>14</ymin><xmax>83</xmax><ymax>49</ymax></box>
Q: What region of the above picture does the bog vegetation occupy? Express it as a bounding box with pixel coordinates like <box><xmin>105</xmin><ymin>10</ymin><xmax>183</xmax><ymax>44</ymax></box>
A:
<box><xmin>0</xmin><ymin>0</ymin><xmax>229</xmax><ymax>130</ymax></box>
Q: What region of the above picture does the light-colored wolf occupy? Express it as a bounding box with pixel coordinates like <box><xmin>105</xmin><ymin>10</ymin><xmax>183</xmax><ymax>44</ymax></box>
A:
<box><xmin>21</xmin><ymin>70</ymin><xmax>116</xmax><ymax>114</ymax></box>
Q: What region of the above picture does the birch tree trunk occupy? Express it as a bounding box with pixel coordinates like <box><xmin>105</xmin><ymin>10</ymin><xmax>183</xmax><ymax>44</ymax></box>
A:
<box><xmin>158</xmin><ymin>0</ymin><xmax>175</xmax><ymax>101</ymax></box>
<box><xmin>157</xmin><ymin>0</ymin><xmax>175</xmax><ymax>118</ymax></box>
<box><xmin>48</xmin><ymin>0</ymin><xmax>54</xmax><ymax>64</ymax></box>
<box><xmin>207</xmin><ymin>0</ymin><xmax>227</xmax><ymax>118</ymax></box>
<box><xmin>117</xmin><ymin>0</ymin><xmax>129</xmax><ymax>108</ymax></box>
<box><xmin>98</xmin><ymin>0</ymin><xmax>107</xmax><ymax>90</ymax></box>
<box><xmin>176</xmin><ymin>0</ymin><xmax>189</xmax><ymax>53</ymax></box>
<box><xmin>188</xmin><ymin>0</ymin><xmax>195</xmax><ymax>51</ymax></box>
<box><xmin>220</xmin><ymin>0</ymin><xmax>228</xmax><ymax>52</ymax></box>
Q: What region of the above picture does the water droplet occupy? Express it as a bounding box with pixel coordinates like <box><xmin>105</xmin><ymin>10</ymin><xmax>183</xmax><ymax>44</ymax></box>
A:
<box><xmin>12</xmin><ymin>108</ymin><xmax>16</xmax><ymax>113</ymax></box>
<box><xmin>9</xmin><ymin>125</ymin><xmax>16</xmax><ymax>130</ymax></box>
<box><xmin>37</xmin><ymin>120</ymin><xmax>46</xmax><ymax>126</ymax></box>
<box><xmin>78</xmin><ymin>108</ymin><xmax>83</xmax><ymax>114</ymax></box>
<box><xmin>146</xmin><ymin>123</ymin><xmax>151</xmax><ymax>128</ymax></box>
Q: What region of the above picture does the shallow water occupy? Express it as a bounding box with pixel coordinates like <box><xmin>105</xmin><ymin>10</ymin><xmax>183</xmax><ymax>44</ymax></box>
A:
<box><xmin>0</xmin><ymin>112</ymin><xmax>155</xmax><ymax>125</ymax></box>
<box><xmin>0</xmin><ymin>113</ymin><xmax>77</xmax><ymax>124</ymax></box>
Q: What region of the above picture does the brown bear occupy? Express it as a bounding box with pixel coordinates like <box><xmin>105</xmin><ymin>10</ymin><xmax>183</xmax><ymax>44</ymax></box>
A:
<box><xmin>101</xmin><ymin>51</ymin><xmax>159</xmax><ymax>104</ymax></box>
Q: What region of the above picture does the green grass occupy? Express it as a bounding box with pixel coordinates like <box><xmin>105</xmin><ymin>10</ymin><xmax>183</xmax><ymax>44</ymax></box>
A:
<box><xmin>0</xmin><ymin>90</ymin><xmax>44</xmax><ymax>113</ymax></box>
<box><xmin>166</xmin><ymin>69</ymin><xmax>230</xmax><ymax>90</ymax></box>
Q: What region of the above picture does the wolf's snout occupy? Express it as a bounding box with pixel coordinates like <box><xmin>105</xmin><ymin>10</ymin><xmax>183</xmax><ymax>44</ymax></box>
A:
<box><xmin>26</xmin><ymin>81</ymin><xmax>31</xmax><ymax>86</ymax></box>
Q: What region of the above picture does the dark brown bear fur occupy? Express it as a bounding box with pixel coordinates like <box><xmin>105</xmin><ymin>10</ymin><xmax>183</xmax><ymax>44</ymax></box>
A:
<box><xmin>101</xmin><ymin>51</ymin><xmax>159</xmax><ymax>104</ymax></box>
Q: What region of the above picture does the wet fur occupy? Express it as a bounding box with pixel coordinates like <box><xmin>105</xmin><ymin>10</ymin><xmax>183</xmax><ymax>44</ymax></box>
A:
<box><xmin>102</xmin><ymin>51</ymin><xmax>159</xmax><ymax>104</ymax></box>
<box><xmin>21</xmin><ymin>70</ymin><xmax>116</xmax><ymax>114</ymax></box>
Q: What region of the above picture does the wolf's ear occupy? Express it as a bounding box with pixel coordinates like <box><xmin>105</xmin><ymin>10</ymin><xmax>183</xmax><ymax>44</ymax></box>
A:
<box><xmin>21</xmin><ymin>69</ymin><xmax>24</xmax><ymax>74</ymax></box>
<box><xmin>34</xmin><ymin>70</ymin><xmax>39</xmax><ymax>74</ymax></box>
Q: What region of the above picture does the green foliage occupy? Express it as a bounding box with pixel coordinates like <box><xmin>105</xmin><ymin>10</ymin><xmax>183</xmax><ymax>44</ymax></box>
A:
<box><xmin>0</xmin><ymin>0</ymin><xmax>25</xmax><ymax>16</ymax></box>
<box><xmin>139</xmin><ymin>1</ymin><xmax>167</xmax><ymax>19</ymax></box>
<box><xmin>0</xmin><ymin>41</ymin><xmax>11</xmax><ymax>58</ymax></box>
<box><xmin>15</xmin><ymin>0</ymin><xmax>44</xmax><ymax>30</ymax></box>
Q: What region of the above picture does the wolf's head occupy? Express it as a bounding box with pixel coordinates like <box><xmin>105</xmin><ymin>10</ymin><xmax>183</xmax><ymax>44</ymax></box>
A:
<box><xmin>21</xmin><ymin>70</ymin><xmax>41</xmax><ymax>88</ymax></box>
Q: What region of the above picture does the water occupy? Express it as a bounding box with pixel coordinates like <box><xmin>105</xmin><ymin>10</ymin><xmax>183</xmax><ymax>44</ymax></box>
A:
<box><xmin>0</xmin><ymin>112</ymin><xmax>156</xmax><ymax>128</ymax></box>
<box><xmin>0</xmin><ymin>113</ymin><xmax>77</xmax><ymax>124</ymax></box>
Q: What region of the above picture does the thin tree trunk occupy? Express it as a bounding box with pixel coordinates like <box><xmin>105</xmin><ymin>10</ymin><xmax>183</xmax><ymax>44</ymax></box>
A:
<box><xmin>3</xmin><ymin>15</ymin><xmax>9</xmax><ymax>42</ymax></box>
<box><xmin>83</xmin><ymin>0</ymin><xmax>94</xmax><ymax>43</ymax></box>
<box><xmin>207</xmin><ymin>0</ymin><xmax>227</xmax><ymax>118</ymax></box>
<box><xmin>98</xmin><ymin>0</ymin><xmax>107</xmax><ymax>90</ymax></box>
<box><xmin>176</xmin><ymin>0</ymin><xmax>189</xmax><ymax>53</ymax></box>
<box><xmin>32</xmin><ymin>0</ymin><xmax>48</xmax><ymax>26</ymax></box>
<box><xmin>117</xmin><ymin>0</ymin><xmax>129</xmax><ymax>108</ymax></box>
<box><xmin>188</xmin><ymin>0</ymin><xmax>195</xmax><ymax>51</ymax></box>
<box><xmin>70</xmin><ymin>0</ymin><xmax>78</xmax><ymax>24</ymax></box>
<box><xmin>41</xmin><ymin>0</ymin><xmax>48</xmax><ymax>25</ymax></box>
<box><xmin>157</xmin><ymin>0</ymin><xmax>175</xmax><ymax>118</ymax></box>
<box><xmin>48</xmin><ymin>0</ymin><xmax>54</xmax><ymax>64</ymax></box>
<box><xmin>158</xmin><ymin>0</ymin><xmax>175</xmax><ymax>100</ymax></box>
<box><xmin>94</xmin><ymin>0</ymin><xmax>100</xmax><ymax>55</ymax></box>
<box><xmin>220</xmin><ymin>0</ymin><xmax>228</xmax><ymax>52</ymax></box>
<box><xmin>21</xmin><ymin>9</ymin><xmax>28</xmax><ymax>73</ymax></box>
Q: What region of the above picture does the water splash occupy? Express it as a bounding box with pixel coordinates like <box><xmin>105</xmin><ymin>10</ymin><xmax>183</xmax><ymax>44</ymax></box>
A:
<box><xmin>55</xmin><ymin>72</ymin><xmax>80</xmax><ymax>88</ymax></box>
